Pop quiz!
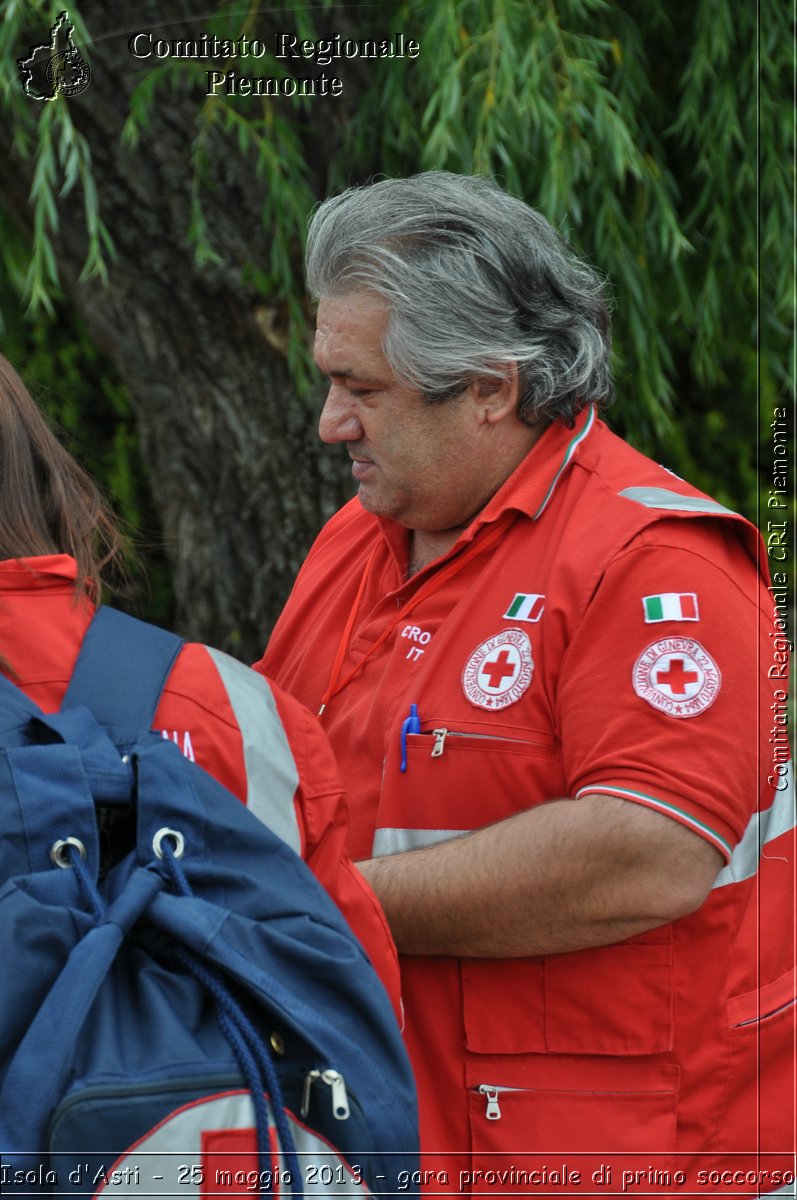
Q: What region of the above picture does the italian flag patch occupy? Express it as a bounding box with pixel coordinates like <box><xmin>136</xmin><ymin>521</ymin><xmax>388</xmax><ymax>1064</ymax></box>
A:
<box><xmin>503</xmin><ymin>593</ymin><xmax>545</xmax><ymax>622</ymax></box>
<box><xmin>642</xmin><ymin>593</ymin><xmax>699</xmax><ymax>623</ymax></box>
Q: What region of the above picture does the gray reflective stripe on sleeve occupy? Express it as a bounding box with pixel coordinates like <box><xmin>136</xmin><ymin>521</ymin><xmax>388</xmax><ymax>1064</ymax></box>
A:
<box><xmin>713</xmin><ymin>761</ymin><xmax>795</xmax><ymax>889</ymax></box>
<box><xmin>206</xmin><ymin>648</ymin><xmax>301</xmax><ymax>854</ymax></box>
<box><xmin>618</xmin><ymin>486</ymin><xmax>737</xmax><ymax>516</ymax></box>
<box><xmin>372</xmin><ymin>827</ymin><xmax>469</xmax><ymax>856</ymax></box>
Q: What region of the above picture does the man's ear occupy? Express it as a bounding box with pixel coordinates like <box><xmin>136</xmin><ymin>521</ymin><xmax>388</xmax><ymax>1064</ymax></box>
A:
<box><xmin>472</xmin><ymin>363</ymin><xmax>520</xmax><ymax>425</ymax></box>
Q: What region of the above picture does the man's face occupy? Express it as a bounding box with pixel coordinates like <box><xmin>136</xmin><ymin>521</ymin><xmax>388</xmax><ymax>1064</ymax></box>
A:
<box><xmin>314</xmin><ymin>292</ymin><xmax>497</xmax><ymax>534</ymax></box>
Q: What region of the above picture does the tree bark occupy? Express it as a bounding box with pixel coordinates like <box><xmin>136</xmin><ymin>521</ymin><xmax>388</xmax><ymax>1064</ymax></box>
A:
<box><xmin>2</xmin><ymin>0</ymin><xmax>359</xmax><ymax>661</ymax></box>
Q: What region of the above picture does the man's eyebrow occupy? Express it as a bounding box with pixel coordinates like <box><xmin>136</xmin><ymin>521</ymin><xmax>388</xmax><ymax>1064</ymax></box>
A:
<box><xmin>323</xmin><ymin>367</ymin><xmax>381</xmax><ymax>384</ymax></box>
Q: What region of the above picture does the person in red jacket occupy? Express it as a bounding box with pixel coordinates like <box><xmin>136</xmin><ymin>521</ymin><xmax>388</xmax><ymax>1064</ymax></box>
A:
<box><xmin>0</xmin><ymin>351</ymin><xmax>400</xmax><ymax>1019</ymax></box>
<box><xmin>257</xmin><ymin>173</ymin><xmax>795</xmax><ymax>1196</ymax></box>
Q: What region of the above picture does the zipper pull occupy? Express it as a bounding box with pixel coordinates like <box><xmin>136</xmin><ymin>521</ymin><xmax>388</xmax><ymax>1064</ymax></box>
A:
<box><xmin>301</xmin><ymin>1068</ymin><xmax>350</xmax><ymax>1119</ymax></box>
<box><xmin>479</xmin><ymin>1084</ymin><xmax>502</xmax><ymax>1120</ymax></box>
<box><xmin>431</xmin><ymin>728</ymin><xmax>448</xmax><ymax>758</ymax></box>
<box><xmin>321</xmin><ymin>1069</ymin><xmax>350</xmax><ymax>1119</ymax></box>
<box><xmin>301</xmin><ymin>1068</ymin><xmax>321</xmax><ymax>1117</ymax></box>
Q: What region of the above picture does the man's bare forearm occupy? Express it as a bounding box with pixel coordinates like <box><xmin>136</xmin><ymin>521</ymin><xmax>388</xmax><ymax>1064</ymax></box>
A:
<box><xmin>356</xmin><ymin>793</ymin><xmax>724</xmax><ymax>957</ymax></box>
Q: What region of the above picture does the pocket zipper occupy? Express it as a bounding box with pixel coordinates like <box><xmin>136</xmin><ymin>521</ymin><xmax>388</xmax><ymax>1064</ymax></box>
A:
<box><xmin>732</xmin><ymin>995</ymin><xmax>797</xmax><ymax>1029</ymax></box>
<box><xmin>431</xmin><ymin>728</ymin><xmax>536</xmax><ymax>758</ymax></box>
<box><xmin>476</xmin><ymin>1083</ymin><xmax>526</xmax><ymax>1120</ymax></box>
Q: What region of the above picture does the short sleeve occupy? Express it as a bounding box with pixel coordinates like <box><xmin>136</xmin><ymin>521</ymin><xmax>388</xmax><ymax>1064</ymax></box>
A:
<box><xmin>558</xmin><ymin>519</ymin><xmax>772</xmax><ymax>862</ymax></box>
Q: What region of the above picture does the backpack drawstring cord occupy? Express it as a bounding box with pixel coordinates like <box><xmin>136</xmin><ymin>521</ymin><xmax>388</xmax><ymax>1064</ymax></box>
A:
<box><xmin>66</xmin><ymin>841</ymin><xmax>105</xmax><ymax>923</ymax></box>
<box><xmin>63</xmin><ymin>837</ymin><xmax>304</xmax><ymax>1199</ymax></box>
<box><xmin>160</xmin><ymin>839</ymin><xmax>305</xmax><ymax>1199</ymax></box>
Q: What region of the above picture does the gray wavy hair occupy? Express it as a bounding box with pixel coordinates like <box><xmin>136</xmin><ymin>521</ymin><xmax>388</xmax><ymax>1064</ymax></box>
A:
<box><xmin>305</xmin><ymin>172</ymin><xmax>614</xmax><ymax>425</ymax></box>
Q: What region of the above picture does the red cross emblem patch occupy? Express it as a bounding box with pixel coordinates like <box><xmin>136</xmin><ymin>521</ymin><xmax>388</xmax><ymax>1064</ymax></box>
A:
<box><xmin>633</xmin><ymin>638</ymin><xmax>721</xmax><ymax>718</ymax></box>
<box><xmin>462</xmin><ymin>628</ymin><xmax>534</xmax><ymax>711</ymax></box>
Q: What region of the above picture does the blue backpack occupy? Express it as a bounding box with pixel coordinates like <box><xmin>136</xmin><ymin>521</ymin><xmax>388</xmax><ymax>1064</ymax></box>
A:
<box><xmin>0</xmin><ymin>606</ymin><xmax>419</xmax><ymax>1196</ymax></box>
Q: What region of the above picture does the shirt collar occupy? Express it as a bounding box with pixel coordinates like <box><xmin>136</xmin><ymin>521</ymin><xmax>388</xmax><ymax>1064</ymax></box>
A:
<box><xmin>0</xmin><ymin>554</ymin><xmax>79</xmax><ymax>589</ymax></box>
<box><xmin>474</xmin><ymin>403</ymin><xmax>598</xmax><ymax>528</ymax></box>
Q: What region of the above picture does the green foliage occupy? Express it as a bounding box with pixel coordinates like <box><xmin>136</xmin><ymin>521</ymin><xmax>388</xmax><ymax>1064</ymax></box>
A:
<box><xmin>335</xmin><ymin>0</ymin><xmax>792</xmax><ymax>525</ymax></box>
<box><xmin>0</xmin><ymin>1</ymin><xmax>112</xmax><ymax>316</ymax></box>
<box><xmin>0</xmin><ymin>0</ymin><xmax>791</xmax><ymax>535</ymax></box>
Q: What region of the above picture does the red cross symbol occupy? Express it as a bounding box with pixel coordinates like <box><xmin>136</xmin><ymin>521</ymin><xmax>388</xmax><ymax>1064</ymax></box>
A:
<box><xmin>481</xmin><ymin>649</ymin><xmax>517</xmax><ymax>689</ymax></box>
<box><xmin>655</xmin><ymin>657</ymin><xmax>699</xmax><ymax>695</ymax></box>
<box><xmin>202</xmin><ymin>1126</ymin><xmax>281</xmax><ymax>1195</ymax></box>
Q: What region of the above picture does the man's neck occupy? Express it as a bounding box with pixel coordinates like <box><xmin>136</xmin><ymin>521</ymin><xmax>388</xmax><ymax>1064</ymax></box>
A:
<box><xmin>404</xmin><ymin>416</ymin><xmax>551</xmax><ymax>578</ymax></box>
<box><xmin>406</xmin><ymin>527</ymin><xmax>464</xmax><ymax>578</ymax></box>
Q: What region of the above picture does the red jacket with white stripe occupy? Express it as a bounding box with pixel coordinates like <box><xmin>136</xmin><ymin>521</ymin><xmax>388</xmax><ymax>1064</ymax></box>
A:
<box><xmin>260</xmin><ymin>407</ymin><xmax>795</xmax><ymax>1194</ymax></box>
<box><xmin>0</xmin><ymin>554</ymin><xmax>401</xmax><ymax>1021</ymax></box>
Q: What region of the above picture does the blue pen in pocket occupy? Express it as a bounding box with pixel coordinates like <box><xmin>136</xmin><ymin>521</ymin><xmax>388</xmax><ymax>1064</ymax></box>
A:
<box><xmin>400</xmin><ymin>704</ymin><xmax>421</xmax><ymax>772</ymax></box>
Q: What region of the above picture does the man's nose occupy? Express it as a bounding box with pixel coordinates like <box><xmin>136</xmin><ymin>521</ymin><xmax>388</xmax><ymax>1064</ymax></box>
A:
<box><xmin>318</xmin><ymin>388</ymin><xmax>364</xmax><ymax>444</ymax></box>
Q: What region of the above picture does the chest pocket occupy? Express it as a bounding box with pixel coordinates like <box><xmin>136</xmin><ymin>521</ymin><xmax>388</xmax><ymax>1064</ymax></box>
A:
<box><xmin>373</xmin><ymin>721</ymin><xmax>563</xmax><ymax>857</ymax></box>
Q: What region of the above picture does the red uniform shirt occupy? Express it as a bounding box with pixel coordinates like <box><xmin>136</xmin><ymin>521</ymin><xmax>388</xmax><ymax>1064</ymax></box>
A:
<box><xmin>259</xmin><ymin>408</ymin><xmax>795</xmax><ymax>1193</ymax></box>
<box><xmin>0</xmin><ymin>554</ymin><xmax>401</xmax><ymax>1019</ymax></box>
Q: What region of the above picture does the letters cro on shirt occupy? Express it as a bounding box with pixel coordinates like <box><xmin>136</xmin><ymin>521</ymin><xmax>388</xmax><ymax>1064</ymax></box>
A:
<box><xmin>633</xmin><ymin>637</ymin><xmax>721</xmax><ymax>718</ymax></box>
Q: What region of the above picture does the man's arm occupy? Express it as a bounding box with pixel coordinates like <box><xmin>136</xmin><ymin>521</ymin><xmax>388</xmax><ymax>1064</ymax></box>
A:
<box><xmin>356</xmin><ymin>793</ymin><xmax>724</xmax><ymax>957</ymax></box>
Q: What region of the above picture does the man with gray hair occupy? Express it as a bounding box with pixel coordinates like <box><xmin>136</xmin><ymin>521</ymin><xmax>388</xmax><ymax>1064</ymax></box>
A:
<box><xmin>256</xmin><ymin>173</ymin><xmax>794</xmax><ymax>1193</ymax></box>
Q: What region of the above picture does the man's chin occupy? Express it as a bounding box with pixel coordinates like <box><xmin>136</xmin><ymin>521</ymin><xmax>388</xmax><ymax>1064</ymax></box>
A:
<box><xmin>357</xmin><ymin>486</ymin><xmax>383</xmax><ymax>515</ymax></box>
<box><xmin>357</xmin><ymin>486</ymin><xmax>403</xmax><ymax>523</ymax></box>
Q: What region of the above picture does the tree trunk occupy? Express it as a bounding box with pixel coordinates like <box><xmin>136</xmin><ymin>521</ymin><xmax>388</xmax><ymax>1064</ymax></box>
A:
<box><xmin>2</xmin><ymin>0</ymin><xmax>358</xmax><ymax>661</ymax></box>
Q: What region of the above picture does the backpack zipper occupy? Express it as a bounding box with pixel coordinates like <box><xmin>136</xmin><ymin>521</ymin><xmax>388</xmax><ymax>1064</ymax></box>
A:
<box><xmin>301</xmin><ymin>1068</ymin><xmax>350</xmax><ymax>1119</ymax></box>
